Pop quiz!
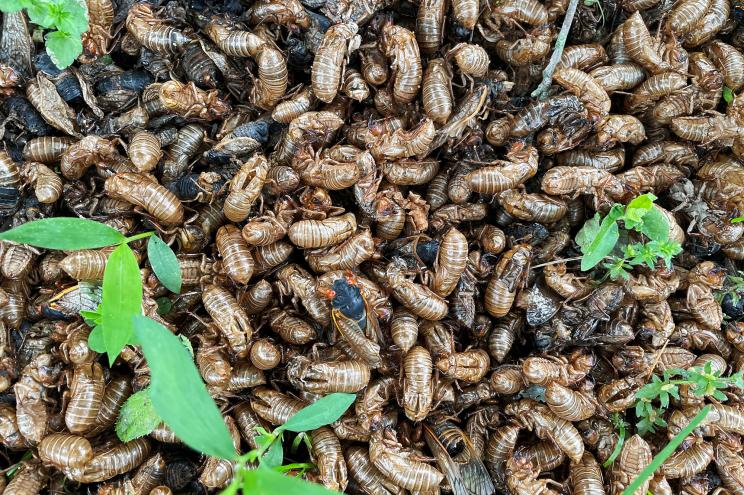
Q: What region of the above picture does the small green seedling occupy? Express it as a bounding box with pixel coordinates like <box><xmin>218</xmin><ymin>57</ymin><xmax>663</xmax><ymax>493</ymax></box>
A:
<box><xmin>0</xmin><ymin>218</ymin><xmax>233</xmax><ymax>459</ymax></box>
<box><xmin>222</xmin><ymin>393</ymin><xmax>357</xmax><ymax>495</ymax></box>
<box><xmin>634</xmin><ymin>362</ymin><xmax>744</xmax><ymax>435</ymax></box>
<box><xmin>1</xmin><ymin>217</ymin><xmax>356</xmax><ymax>494</ymax></box>
<box><xmin>575</xmin><ymin>193</ymin><xmax>682</xmax><ymax>279</ymax></box>
<box><xmin>602</xmin><ymin>413</ymin><xmax>627</xmax><ymax>468</ymax></box>
<box><xmin>0</xmin><ymin>0</ymin><xmax>89</xmax><ymax>68</ymax></box>
<box><xmin>621</xmin><ymin>405</ymin><xmax>711</xmax><ymax>495</ymax></box>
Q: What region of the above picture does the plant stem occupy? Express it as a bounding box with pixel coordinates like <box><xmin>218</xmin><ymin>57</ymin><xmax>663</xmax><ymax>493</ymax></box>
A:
<box><xmin>530</xmin><ymin>256</ymin><xmax>583</xmax><ymax>269</ymax></box>
<box><xmin>602</xmin><ymin>417</ymin><xmax>626</xmax><ymax>467</ymax></box>
<box><xmin>531</xmin><ymin>0</ymin><xmax>581</xmax><ymax>99</ymax></box>
<box><xmin>621</xmin><ymin>405</ymin><xmax>711</xmax><ymax>495</ymax></box>
<box><xmin>124</xmin><ymin>231</ymin><xmax>155</xmax><ymax>243</ymax></box>
<box><xmin>274</xmin><ymin>463</ymin><xmax>315</xmax><ymax>473</ymax></box>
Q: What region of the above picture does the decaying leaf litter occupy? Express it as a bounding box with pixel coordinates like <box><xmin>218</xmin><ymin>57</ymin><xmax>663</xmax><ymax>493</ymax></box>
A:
<box><xmin>3</xmin><ymin>0</ymin><xmax>744</xmax><ymax>493</ymax></box>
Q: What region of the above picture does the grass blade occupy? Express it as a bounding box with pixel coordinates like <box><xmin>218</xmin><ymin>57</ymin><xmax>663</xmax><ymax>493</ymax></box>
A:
<box><xmin>621</xmin><ymin>405</ymin><xmax>711</xmax><ymax>495</ymax></box>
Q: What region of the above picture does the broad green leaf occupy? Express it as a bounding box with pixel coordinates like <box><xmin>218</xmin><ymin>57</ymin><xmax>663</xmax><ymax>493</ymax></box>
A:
<box><xmin>147</xmin><ymin>236</ymin><xmax>182</xmax><ymax>293</ymax></box>
<box><xmin>279</xmin><ymin>393</ymin><xmax>356</xmax><ymax>433</ymax></box>
<box><xmin>579</xmin><ymin>204</ymin><xmax>624</xmax><ymax>264</ymax></box>
<box><xmin>132</xmin><ymin>315</ymin><xmax>236</xmax><ymax>460</ymax></box>
<box><xmin>626</xmin><ymin>193</ymin><xmax>656</xmax><ymax>210</ymax></box>
<box><xmin>639</xmin><ymin>206</ymin><xmax>670</xmax><ymax>242</ymax></box>
<box><xmin>26</xmin><ymin>0</ymin><xmax>55</xmax><ymax>27</ymax></box>
<box><xmin>116</xmin><ymin>389</ymin><xmax>161</xmax><ymax>441</ymax></box>
<box><xmin>87</xmin><ymin>325</ymin><xmax>106</xmax><ymax>352</ymax></box>
<box><xmin>101</xmin><ymin>244</ymin><xmax>141</xmax><ymax>364</ymax></box>
<box><xmin>623</xmin><ymin>193</ymin><xmax>656</xmax><ymax>229</ymax></box>
<box><xmin>46</xmin><ymin>30</ymin><xmax>82</xmax><ymax>69</ymax></box>
<box><xmin>724</xmin><ymin>86</ymin><xmax>734</xmax><ymax>104</ymax></box>
<box><xmin>53</xmin><ymin>0</ymin><xmax>88</xmax><ymax>35</ymax></box>
<box><xmin>580</xmin><ymin>220</ymin><xmax>619</xmax><ymax>271</ymax></box>
<box><xmin>0</xmin><ymin>0</ymin><xmax>30</xmax><ymax>12</ymax></box>
<box><xmin>242</xmin><ymin>466</ymin><xmax>342</xmax><ymax>495</ymax></box>
<box><xmin>0</xmin><ymin>218</ymin><xmax>126</xmax><ymax>249</ymax></box>
<box><xmin>623</xmin><ymin>406</ymin><xmax>711</xmax><ymax>495</ymax></box>
<box><xmin>575</xmin><ymin>213</ymin><xmax>601</xmax><ymax>248</ymax></box>
<box><xmin>732</xmin><ymin>216</ymin><xmax>744</xmax><ymax>223</ymax></box>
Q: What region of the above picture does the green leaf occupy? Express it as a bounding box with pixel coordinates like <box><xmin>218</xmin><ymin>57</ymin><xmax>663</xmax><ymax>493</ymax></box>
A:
<box><xmin>0</xmin><ymin>0</ymin><xmax>31</xmax><ymax>12</ymax></box>
<box><xmin>623</xmin><ymin>193</ymin><xmax>656</xmax><ymax>229</ymax></box>
<box><xmin>116</xmin><ymin>389</ymin><xmax>161</xmax><ymax>441</ymax></box>
<box><xmin>147</xmin><ymin>236</ymin><xmax>182</xmax><ymax>294</ymax></box>
<box><xmin>580</xmin><ymin>220</ymin><xmax>619</xmax><ymax>271</ymax></box>
<box><xmin>222</xmin><ymin>478</ymin><xmax>241</xmax><ymax>495</ymax></box>
<box><xmin>628</xmin><ymin>243</ymin><xmax>659</xmax><ymax>269</ymax></box>
<box><xmin>578</xmin><ymin>205</ymin><xmax>624</xmax><ymax>271</ymax></box>
<box><xmin>732</xmin><ymin>372</ymin><xmax>744</xmax><ymax>388</ymax></box>
<box><xmin>669</xmin><ymin>387</ymin><xmax>680</xmax><ymax>401</ymax></box>
<box><xmin>603</xmin><ymin>415</ymin><xmax>626</xmax><ymax>468</ymax></box>
<box><xmin>279</xmin><ymin>393</ymin><xmax>356</xmax><ymax>433</ymax></box>
<box><xmin>101</xmin><ymin>244</ymin><xmax>141</xmax><ymax>364</ymax></box>
<box><xmin>87</xmin><ymin>325</ymin><xmax>106</xmax><ymax>352</ymax></box>
<box><xmin>604</xmin><ymin>257</ymin><xmax>631</xmax><ymax>281</ymax></box>
<box><xmin>0</xmin><ymin>218</ymin><xmax>126</xmax><ymax>250</ymax></box>
<box><xmin>576</xmin><ymin>213</ymin><xmax>601</xmax><ymax>248</ymax></box>
<box><xmin>651</xmin><ymin>240</ymin><xmax>682</xmax><ymax>269</ymax></box>
<box><xmin>638</xmin><ymin>206</ymin><xmax>670</xmax><ymax>242</ymax></box>
<box><xmin>242</xmin><ymin>466</ymin><xmax>342</xmax><ymax>495</ymax></box>
<box><xmin>45</xmin><ymin>30</ymin><xmax>82</xmax><ymax>69</ymax></box>
<box><xmin>132</xmin><ymin>315</ymin><xmax>236</xmax><ymax>460</ymax></box>
<box><xmin>724</xmin><ymin>86</ymin><xmax>734</xmax><ymax>104</ymax></box>
<box><xmin>713</xmin><ymin>390</ymin><xmax>728</xmax><ymax>401</ymax></box>
<box><xmin>156</xmin><ymin>297</ymin><xmax>173</xmax><ymax>316</ymax></box>
<box><xmin>274</xmin><ymin>463</ymin><xmax>315</xmax><ymax>474</ymax></box>
<box><xmin>622</xmin><ymin>406</ymin><xmax>711</xmax><ymax>495</ymax></box>
<box><xmin>26</xmin><ymin>0</ymin><xmax>55</xmax><ymax>27</ymax></box>
<box><xmin>53</xmin><ymin>0</ymin><xmax>88</xmax><ymax>35</ymax></box>
<box><xmin>80</xmin><ymin>307</ymin><xmax>102</xmax><ymax>327</ymax></box>
<box><xmin>179</xmin><ymin>335</ymin><xmax>194</xmax><ymax>357</ymax></box>
<box><xmin>291</xmin><ymin>432</ymin><xmax>306</xmax><ymax>453</ymax></box>
<box><xmin>732</xmin><ymin>216</ymin><xmax>744</xmax><ymax>223</ymax></box>
<box><xmin>260</xmin><ymin>436</ymin><xmax>284</xmax><ymax>469</ymax></box>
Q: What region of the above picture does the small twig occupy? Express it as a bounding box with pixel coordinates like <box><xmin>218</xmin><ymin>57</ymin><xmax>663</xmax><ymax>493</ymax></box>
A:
<box><xmin>531</xmin><ymin>0</ymin><xmax>581</xmax><ymax>100</ymax></box>
<box><xmin>530</xmin><ymin>256</ymin><xmax>583</xmax><ymax>269</ymax></box>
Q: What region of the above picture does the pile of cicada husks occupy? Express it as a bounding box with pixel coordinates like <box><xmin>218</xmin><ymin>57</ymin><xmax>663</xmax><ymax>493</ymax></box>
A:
<box><xmin>4</xmin><ymin>0</ymin><xmax>744</xmax><ymax>492</ymax></box>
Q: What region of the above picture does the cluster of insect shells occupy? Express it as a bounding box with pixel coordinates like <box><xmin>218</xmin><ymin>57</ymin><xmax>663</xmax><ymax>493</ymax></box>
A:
<box><xmin>1</xmin><ymin>0</ymin><xmax>744</xmax><ymax>491</ymax></box>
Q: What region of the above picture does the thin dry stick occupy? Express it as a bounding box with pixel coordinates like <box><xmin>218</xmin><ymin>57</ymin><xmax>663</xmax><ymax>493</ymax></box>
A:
<box><xmin>531</xmin><ymin>0</ymin><xmax>581</xmax><ymax>99</ymax></box>
<box><xmin>530</xmin><ymin>256</ymin><xmax>583</xmax><ymax>269</ymax></box>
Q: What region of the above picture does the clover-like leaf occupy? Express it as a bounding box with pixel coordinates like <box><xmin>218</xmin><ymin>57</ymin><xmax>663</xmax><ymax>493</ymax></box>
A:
<box><xmin>639</xmin><ymin>206</ymin><xmax>670</xmax><ymax>242</ymax></box>
<box><xmin>54</xmin><ymin>0</ymin><xmax>89</xmax><ymax>35</ymax></box>
<box><xmin>46</xmin><ymin>30</ymin><xmax>83</xmax><ymax>70</ymax></box>
<box><xmin>116</xmin><ymin>389</ymin><xmax>161</xmax><ymax>441</ymax></box>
